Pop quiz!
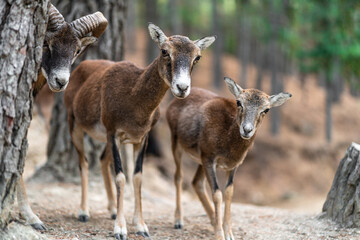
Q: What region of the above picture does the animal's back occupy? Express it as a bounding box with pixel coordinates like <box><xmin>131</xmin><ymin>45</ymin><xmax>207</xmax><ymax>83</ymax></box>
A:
<box><xmin>166</xmin><ymin>87</ymin><xmax>218</xmax><ymax>154</ymax></box>
<box><xmin>65</xmin><ymin>59</ymin><xmax>146</xmax><ymax>136</ymax></box>
<box><xmin>64</xmin><ymin>59</ymin><xmax>114</xmax><ymax>111</ymax></box>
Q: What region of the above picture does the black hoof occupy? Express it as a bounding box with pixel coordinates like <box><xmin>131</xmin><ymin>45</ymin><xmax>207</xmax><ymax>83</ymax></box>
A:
<box><xmin>111</xmin><ymin>213</ymin><xmax>117</xmax><ymax>220</ymax></box>
<box><xmin>31</xmin><ymin>223</ymin><xmax>47</xmax><ymax>231</ymax></box>
<box><xmin>114</xmin><ymin>233</ymin><xmax>127</xmax><ymax>240</ymax></box>
<box><xmin>174</xmin><ymin>223</ymin><xmax>183</xmax><ymax>229</ymax></box>
<box><xmin>136</xmin><ymin>231</ymin><xmax>151</xmax><ymax>238</ymax></box>
<box><xmin>78</xmin><ymin>214</ymin><xmax>89</xmax><ymax>222</ymax></box>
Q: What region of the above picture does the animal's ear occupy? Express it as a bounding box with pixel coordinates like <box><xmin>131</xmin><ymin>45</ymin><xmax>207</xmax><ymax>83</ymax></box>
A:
<box><xmin>80</xmin><ymin>36</ymin><xmax>97</xmax><ymax>47</ymax></box>
<box><xmin>148</xmin><ymin>23</ymin><xmax>168</xmax><ymax>46</ymax></box>
<box><xmin>194</xmin><ymin>36</ymin><xmax>216</xmax><ymax>50</ymax></box>
<box><xmin>224</xmin><ymin>77</ymin><xmax>243</xmax><ymax>98</ymax></box>
<box><xmin>72</xmin><ymin>37</ymin><xmax>97</xmax><ymax>63</ymax></box>
<box><xmin>269</xmin><ymin>92</ymin><xmax>292</xmax><ymax>107</ymax></box>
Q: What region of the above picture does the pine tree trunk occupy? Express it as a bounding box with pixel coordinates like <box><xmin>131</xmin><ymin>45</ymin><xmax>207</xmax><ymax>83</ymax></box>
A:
<box><xmin>255</xmin><ymin>40</ymin><xmax>265</xmax><ymax>90</ymax></box>
<box><xmin>325</xmin><ymin>79</ymin><xmax>333</xmax><ymax>143</ymax></box>
<box><xmin>144</xmin><ymin>0</ymin><xmax>158</xmax><ymax>65</ymax></box>
<box><xmin>126</xmin><ymin>0</ymin><xmax>136</xmax><ymax>53</ymax></box>
<box><xmin>0</xmin><ymin>0</ymin><xmax>48</xmax><ymax>228</ymax></box>
<box><xmin>169</xmin><ymin>0</ymin><xmax>182</xmax><ymax>35</ymax></box>
<box><xmin>32</xmin><ymin>0</ymin><xmax>127</xmax><ymax>182</ymax></box>
<box><xmin>238</xmin><ymin>0</ymin><xmax>250</xmax><ymax>88</ymax></box>
<box><xmin>322</xmin><ymin>142</ymin><xmax>360</xmax><ymax>227</ymax></box>
<box><xmin>211</xmin><ymin>0</ymin><xmax>223</xmax><ymax>89</ymax></box>
<box><xmin>269</xmin><ymin>0</ymin><xmax>282</xmax><ymax>136</ymax></box>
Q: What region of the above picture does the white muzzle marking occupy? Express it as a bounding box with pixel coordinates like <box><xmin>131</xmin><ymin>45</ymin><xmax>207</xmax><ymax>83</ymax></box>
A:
<box><xmin>48</xmin><ymin>68</ymin><xmax>70</xmax><ymax>92</ymax></box>
<box><xmin>172</xmin><ymin>68</ymin><xmax>191</xmax><ymax>98</ymax></box>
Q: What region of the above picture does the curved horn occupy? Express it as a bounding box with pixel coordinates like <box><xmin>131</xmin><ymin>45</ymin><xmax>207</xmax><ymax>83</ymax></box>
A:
<box><xmin>70</xmin><ymin>12</ymin><xmax>108</xmax><ymax>38</ymax></box>
<box><xmin>47</xmin><ymin>4</ymin><xmax>65</xmax><ymax>32</ymax></box>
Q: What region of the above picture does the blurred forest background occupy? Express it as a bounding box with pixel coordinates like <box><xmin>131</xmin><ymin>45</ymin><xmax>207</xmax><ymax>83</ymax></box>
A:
<box><xmin>29</xmin><ymin>0</ymin><xmax>360</xmax><ymax>212</ymax></box>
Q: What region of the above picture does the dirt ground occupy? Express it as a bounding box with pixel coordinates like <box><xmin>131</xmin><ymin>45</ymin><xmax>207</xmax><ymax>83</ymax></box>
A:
<box><xmin>10</xmin><ymin>165</ymin><xmax>359</xmax><ymax>240</ymax></box>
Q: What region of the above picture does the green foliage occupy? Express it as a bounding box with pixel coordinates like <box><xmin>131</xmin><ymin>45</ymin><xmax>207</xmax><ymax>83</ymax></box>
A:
<box><xmin>294</xmin><ymin>0</ymin><xmax>360</xmax><ymax>81</ymax></box>
<box><xmin>137</xmin><ymin>0</ymin><xmax>360</xmax><ymax>85</ymax></box>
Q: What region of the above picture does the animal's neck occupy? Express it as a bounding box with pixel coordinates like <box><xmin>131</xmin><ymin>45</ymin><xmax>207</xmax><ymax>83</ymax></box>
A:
<box><xmin>32</xmin><ymin>70</ymin><xmax>47</xmax><ymax>97</ymax></box>
<box><xmin>133</xmin><ymin>57</ymin><xmax>169</xmax><ymax>113</ymax></box>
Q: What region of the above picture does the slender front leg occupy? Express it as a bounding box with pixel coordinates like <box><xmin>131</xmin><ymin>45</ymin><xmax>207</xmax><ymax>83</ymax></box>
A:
<box><xmin>100</xmin><ymin>146</ymin><xmax>117</xmax><ymax>219</ymax></box>
<box><xmin>203</xmin><ymin>161</ymin><xmax>225</xmax><ymax>240</ymax></box>
<box><xmin>110</xmin><ymin>134</ymin><xmax>127</xmax><ymax>240</ymax></box>
<box><xmin>17</xmin><ymin>175</ymin><xmax>46</xmax><ymax>230</ymax></box>
<box><xmin>133</xmin><ymin>135</ymin><xmax>150</xmax><ymax>238</ymax></box>
<box><xmin>223</xmin><ymin>168</ymin><xmax>236</xmax><ymax>240</ymax></box>
<box><xmin>192</xmin><ymin>165</ymin><xmax>215</xmax><ymax>226</ymax></box>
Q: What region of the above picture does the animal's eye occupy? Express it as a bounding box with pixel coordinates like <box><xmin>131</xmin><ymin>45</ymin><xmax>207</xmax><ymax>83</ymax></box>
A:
<box><xmin>263</xmin><ymin>108</ymin><xmax>270</xmax><ymax>114</ymax></box>
<box><xmin>194</xmin><ymin>56</ymin><xmax>201</xmax><ymax>63</ymax></box>
<box><xmin>236</xmin><ymin>100</ymin><xmax>242</xmax><ymax>108</ymax></box>
<box><xmin>74</xmin><ymin>49</ymin><xmax>81</xmax><ymax>56</ymax></box>
<box><xmin>161</xmin><ymin>49</ymin><xmax>169</xmax><ymax>57</ymax></box>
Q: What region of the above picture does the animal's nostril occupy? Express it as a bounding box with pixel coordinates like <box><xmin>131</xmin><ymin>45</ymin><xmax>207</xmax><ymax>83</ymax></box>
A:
<box><xmin>243</xmin><ymin>125</ymin><xmax>253</xmax><ymax>134</ymax></box>
<box><xmin>176</xmin><ymin>84</ymin><xmax>189</xmax><ymax>92</ymax></box>
<box><xmin>56</xmin><ymin>78</ymin><xmax>66</xmax><ymax>88</ymax></box>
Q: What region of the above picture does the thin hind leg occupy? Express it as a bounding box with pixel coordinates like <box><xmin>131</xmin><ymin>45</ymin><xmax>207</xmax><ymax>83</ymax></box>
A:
<box><xmin>100</xmin><ymin>146</ymin><xmax>116</xmax><ymax>219</ymax></box>
<box><xmin>172</xmin><ymin>134</ymin><xmax>184</xmax><ymax>229</ymax></box>
<box><xmin>192</xmin><ymin>165</ymin><xmax>215</xmax><ymax>226</ymax></box>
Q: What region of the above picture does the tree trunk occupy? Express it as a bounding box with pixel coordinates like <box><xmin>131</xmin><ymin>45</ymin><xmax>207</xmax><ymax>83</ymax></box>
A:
<box><xmin>322</xmin><ymin>142</ymin><xmax>360</xmax><ymax>227</ymax></box>
<box><xmin>144</xmin><ymin>0</ymin><xmax>158</xmax><ymax>65</ymax></box>
<box><xmin>255</xmin><ymin>40</ymin><xmax>265</xmax><ymax>90</ymax></box>
<box><xmin>349</xmin><ymin>75</ymin><xmax>359</xmax><ymax>97</ymax></box>
<box><xmin>32</xmin><ymin>0</ymin><xmax>127</xmax><ymax>182</ymax></box>
<box><xmin>211</xmin><ymin>0</ymin><xmax>223</xmax><ymax>89</ymax></box>
<box><xmin>0</xmin><ymin>0</ymin><xmax>48</xmax><ymax>228</ymax></box>
<box><xmin>270</xmin><ymin>41</ymin><xmax>280</xmax><ymax>136</ymax></box>
<box><xmin>238</xmin><ymin>0</ymin><xmax>251</xmax><ymax>88</ymax></box>
<box><xmin>325</xmin><ymin>78</ymin><xmax>333</xmax><ymax>143</ymax></box>
<box><xmin>126</xmin><ymin>0</ymin><xmax>136</xmax><ymax>53</ymax></box>
<box><xmin>169</xmin><ymin>0</ymin><xmax>182</xmax><ymax>35</ymax></box>
<box><xmin>269</xmin><ymin>0</ymin><xmax>283</xmax><ymax>136</ymax></box>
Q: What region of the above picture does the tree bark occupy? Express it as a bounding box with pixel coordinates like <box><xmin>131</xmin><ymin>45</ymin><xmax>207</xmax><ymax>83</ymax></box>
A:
<box><xmin>322</xmin><ymin>142</ymin><xmax>360</xmax><ymax>227</ymax></box>
<box><xmin>269</xmin><ymin>0</ymin><xmax>284</xmax><ymax>136</ymax></box>
<box><xmin>211</xmin><ymin>0</ymin><xmax>223</xmax><ymax>89</ymax></box>
<box><xmin>169</xmin><ymin>0</ymin><xmax>182</xmax><ymax>35</ymax></box>
<box><xmin>255</xmin><ymin>40</ymin><xmax>265</xmax><ymax>90</ymax></box>
<box><xmin>144</xmin><ymin>0</ymin><xmax>158</xmax><ymax>65</ymax></box>
<box><xmin>126</xmin><ymin>0</ymin><xmax>136</xmax><ymax>53</ymax></box>
<box><xmin>325</xmin><ymin>79</ymin><xmax>333</xmax><ymax>143</ymax></box>
<box><xmin>0</xmin><ymin>0</ymin><xmax>48</xmax><ymax>228</ymax></box>
<box><xmin>238</xmin><ymin>0</ymin><xmax>251</xmax><ymax>88</ymax></box>
<box><xmin>32</xmin><ymin>0</ymin><xmax>127</xmax><ymax>182</ymax></box>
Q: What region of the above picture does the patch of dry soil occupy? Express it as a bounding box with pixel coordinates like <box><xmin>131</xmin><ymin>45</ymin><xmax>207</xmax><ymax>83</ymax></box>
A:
<box><xmin>9</xmin><ymin>165</ymin><xmax>360</xmax><ymax>240</ymax></box>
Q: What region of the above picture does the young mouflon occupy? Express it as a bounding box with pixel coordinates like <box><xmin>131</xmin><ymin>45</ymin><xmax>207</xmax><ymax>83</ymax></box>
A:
<box><xmin>166</xmin><ymin>77</ymin><xmax>292</xmax><ymax>240</ymax></box>
<box><xmin>64</xmin><ymin>23</ymin><xmax>215</xmax><ymax>239</ymax></box>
